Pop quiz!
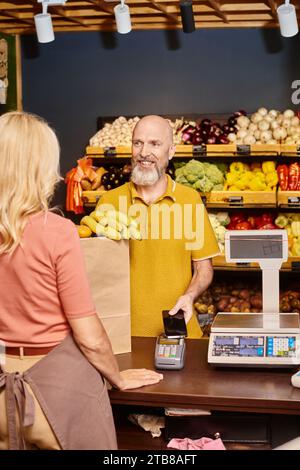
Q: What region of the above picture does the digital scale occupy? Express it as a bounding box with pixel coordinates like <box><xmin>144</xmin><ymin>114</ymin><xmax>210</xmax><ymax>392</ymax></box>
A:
<box><xmin>208</xmin><ymin>230</ymin><xmax>300</xmax><ymax>368</ymax></box>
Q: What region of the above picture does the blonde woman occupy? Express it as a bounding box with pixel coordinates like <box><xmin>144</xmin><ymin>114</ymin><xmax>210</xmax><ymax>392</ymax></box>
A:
<box><xmin>0</xmin><ymin>111</ymin><xmax>163</xmax><ymax>450</ymax></box>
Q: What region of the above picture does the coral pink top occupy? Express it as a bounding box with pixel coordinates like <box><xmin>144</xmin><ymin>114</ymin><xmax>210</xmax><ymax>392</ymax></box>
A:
<box><xmin>0</xmin><ymin>212</ymin><xmax>96</xmax><ymax>347</ymax></box>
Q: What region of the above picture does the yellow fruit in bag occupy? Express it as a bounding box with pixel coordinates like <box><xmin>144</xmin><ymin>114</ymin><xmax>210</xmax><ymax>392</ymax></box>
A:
<box><xmin>76</xmin><ymin>225</ymin><xmax>92</xmax><ymax>238</ymax></box>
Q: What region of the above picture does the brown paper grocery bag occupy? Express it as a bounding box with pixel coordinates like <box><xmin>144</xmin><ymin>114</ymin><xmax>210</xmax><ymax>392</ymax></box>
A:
<box><xmin>80</xmin><ymin>237</ymin><xmax>131</xmax><ymax>354</ymax></box>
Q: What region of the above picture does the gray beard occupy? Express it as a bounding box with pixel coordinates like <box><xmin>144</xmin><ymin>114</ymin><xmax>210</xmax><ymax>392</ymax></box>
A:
<box><xmin>131</xmin><ymin>165</ymin><xmax>162</xmax><ymax>186</ymax></box>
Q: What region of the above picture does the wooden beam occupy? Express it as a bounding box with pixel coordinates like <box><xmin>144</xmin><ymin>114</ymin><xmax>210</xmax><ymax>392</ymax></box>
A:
<box><xmin>208</xmin><ymin>0</ymin><xmax>229</xmax><ymax>23</ymax></box>
<box><xmin>146</xmin><ymin>0</ymin><xmax>179</xmax><ymax>23</ymax></box>
<box><xmin>265</xmin><ymin>0</ymin><xmax>277</xmax><ymax>20</ymax></box>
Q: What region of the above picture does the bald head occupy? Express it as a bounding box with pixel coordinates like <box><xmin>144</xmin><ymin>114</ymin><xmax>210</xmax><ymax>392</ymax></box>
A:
<box><xmin>133</xmin><ymin>115</ymin><xmax>173</xmax><ymax>145</ymax></box>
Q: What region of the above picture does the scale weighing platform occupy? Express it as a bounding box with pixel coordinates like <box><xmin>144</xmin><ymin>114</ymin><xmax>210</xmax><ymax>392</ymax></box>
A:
<box><xmin>208</xmin><ymin>230</ymin><xmax>300</xmax><ymax>367</ymax></box>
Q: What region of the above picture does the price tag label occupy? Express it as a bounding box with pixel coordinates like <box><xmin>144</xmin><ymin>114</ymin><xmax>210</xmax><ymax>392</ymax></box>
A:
<box><xmin>236</xmin><ymin>144</ymin><xmax>251</xmax><ymax>156</ymax></box>
<box><xmin>228</xmin><ymin>196</ymin><xmax>244</xmax><ymax>206</ymax></box>
<box><xmin>288</xmin><ymin>196</ymin><xmax>300</xmax><ymax>206</ymax></box>
<box><xmin>193</xmin><ymin>144</ymin><xmax>206</xmax><ymax>156</ymax></box>
<box><xmin>104</xmin><ymin>146</ymin><xmax>117</xmax><ymax>157</ymax></box>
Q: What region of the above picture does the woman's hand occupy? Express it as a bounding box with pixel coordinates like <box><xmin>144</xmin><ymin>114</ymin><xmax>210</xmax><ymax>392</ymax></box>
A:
<box><xmin>118</xmin><ymin>369</ymin><xmax>163</xmax><ymax>390</ymax></box>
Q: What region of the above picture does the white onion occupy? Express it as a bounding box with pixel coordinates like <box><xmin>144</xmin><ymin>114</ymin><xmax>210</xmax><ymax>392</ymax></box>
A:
<box><xmin>273</xmin><ymin>127</ymin><xmax>287</xmax><ymax>141</ymax></box>
<box><xmin>260</xmin><ymin>130</ymin><xmax>272</xmax><ymax>143</ymax></box>
<box><xmin>236</xmin><ymin>115</ymin><xmax>250</xmax><ymax>129</ymax></box>
<box><xmin>236</xmin><ymin>129</ymin><xmax>248</xmax><ymax>139</ymax></box>
<box><xmin>248</xmin><ymin>123</ymin><xmax>258</xmax><ymax>132</ymax></box>
<box><xmin>227</xmin><ymin>133</ymin><xmax>237</xmax><ymax>142</ymax></box>
<box><xmin>269</xmin><ymin>109</ymin><xmax>279</xmax><ymax>119</ymax></box>
<box><xmin>251</xmin><ymin>113</ymin><xmax>263</xmax><ymax>124</ymax></box>
<box><xmin>268</xmin><ymin>139</ymin><xmax>277</xmax><ymax>144</ymax></box>
<box><xmin>283</xmin><ymin>109</ymin><xmax>295</xmax><ymax>119</ymax></box>
<box><xmin>254</xmin><ymin>129</ymin><xmax>261</xmax><ymax>140</ymax></box>
<box><xmin>243</xmin><ymin>134</ymin><xmax>256</xmax><ymax>145</ymax></box>
<box><xmin>271</xmin><ymin>121</ymin><xmax>280</xmax><ymax>130</ymax></box>
<box><xmin>257</xmin><ymin>107</ymin><xmax>268</xmax><ymax>117</ymax></box>
<box><xmin>258</xmin><ymin>120</ymin><xmax>270</xmax><ymax>131</ymax></box>
<box><xmin>291</xmin><ymin>116</ymin><xmax>300</xmax><ymax>127</ymax></box>
<box><xmin>282</xmin><ymin>118</ymin><xmax>291</xmax><ymax>129</ymax></box>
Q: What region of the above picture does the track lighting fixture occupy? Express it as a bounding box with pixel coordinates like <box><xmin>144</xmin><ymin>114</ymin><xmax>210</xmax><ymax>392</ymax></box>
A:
<box><xmin>34</xmin><ymin>0</ymin><xmax>67</xmax><ymax>43</ymax></box>
<box><xmin>180</xmin><ymin>0</ymin><xmax>195</xmax><ymax>34</ymax></box>
<box><xmin>114</xmin><ymin>0</ymin><xmax>132</xmax><ymax>34</ymax></box>
<box><xmin>277</xmin><ymin>0</ymin><xmax>299</xmax><ymax>38</ymax></box>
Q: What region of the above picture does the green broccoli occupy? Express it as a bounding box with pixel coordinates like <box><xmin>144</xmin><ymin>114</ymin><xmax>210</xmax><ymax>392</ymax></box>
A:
<box><xmin>204</xmin><ymin>164</ymin><xmax>224</xmax><ymax>185</ymax></box>
<box><xmin>182</xmin><ymin>160</ymin><xmax>205</xmax><ymax>183</ymax></box>
<box><xmin>212</xmin><ymin>183</ymin><xmax>224</xmax><ymax>191</ymax></box>
<box><xmin>194</xmin><ymin>177</ymin><xmax>214</xmax><ymax>193</ymax></box>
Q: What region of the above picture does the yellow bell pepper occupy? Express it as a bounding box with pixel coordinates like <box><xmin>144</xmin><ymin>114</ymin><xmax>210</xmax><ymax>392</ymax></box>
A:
<box><xmin>249</xmin><ymin>178</ymin><xmax>267</xmax><ymax>191</ymax></box>
<box><xmin>226</xmin><ymin>172</ymin><xmax>238</xmax><ymax>185</ymax></box>
<box><xmin>254</xmin><ymin>171</ymin><xmax>266</xmax><ymax>181</ymax></box>
<box><xmin>291</xmin><ymin>221</ymin><xmax>300</xmax><ymax>237</ymax></box>
<box><xmin>229</xmin><ymin>162</ymin><xmax>244</xmax><ymax>174</ymax></box>
<box><xmin>265</xmin><ymin>172</ymin><xmax>278</xmax><ymax>187</ymax></box>
<box><xmin>262</xmin><ymin>161</ymin><xmax>276</xmax><ymax>174</ymax></box>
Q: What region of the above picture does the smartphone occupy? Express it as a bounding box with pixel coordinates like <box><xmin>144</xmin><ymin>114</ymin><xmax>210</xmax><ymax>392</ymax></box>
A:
<box><xmin>162</xmin><ymin>310</ymin><xmax>187</xmax><ymax>337</ymax></box>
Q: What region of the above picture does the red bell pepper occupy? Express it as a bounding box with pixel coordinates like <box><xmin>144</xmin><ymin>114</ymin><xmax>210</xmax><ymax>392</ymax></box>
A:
<box><xmin>230</xmin><ymin>212</ymin><xmax>246</xmax><ymax>225</ymax></box>
<box><xmin>288</xmin><ymin>162</ymin><xmax>300</xmax><ymax>190</ymax></box>
<box><xmin>258</xmin><ymin>223</ymin><xmax>277</xmax><ymax>230</ymax></box>
<box><xmin>235</xmin><ymin>221</ymin><xmax>252</xmax><ymax>230</ymax></box>
<box><xmin>254</xmin><ymin>213</ymin><xmax>273</xmax><ymax>229</ymax></box>
<box><xmin>226</xmin><ymin>222</ymin><xmax>237</xmax><ymax>230</ymax></box>
<box><xmin>277</xmin><ymin>165</ymin><xmax>289</xmax><ymax>191</ymax></box>
<box><xmin>247</xmin><ymin>216</ymin><xmax>256</xmax><ymax>229</ymax></box>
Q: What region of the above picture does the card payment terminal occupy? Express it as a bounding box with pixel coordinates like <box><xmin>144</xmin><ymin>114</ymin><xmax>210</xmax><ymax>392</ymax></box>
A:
<box><xmin>155</xmin><ymin>310</ymin><xmax>187</xmax><ymax>370</ymax></box>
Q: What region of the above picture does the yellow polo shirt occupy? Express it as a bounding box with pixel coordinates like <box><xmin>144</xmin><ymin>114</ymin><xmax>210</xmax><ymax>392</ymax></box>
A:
<box><xmin>97</xmin><ymin>176</ymin><xmax>219</xmax><ymax>338</ymax></box>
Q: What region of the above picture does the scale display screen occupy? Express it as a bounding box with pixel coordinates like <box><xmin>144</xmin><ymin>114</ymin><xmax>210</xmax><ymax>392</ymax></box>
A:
<box><xmin>229</xmin><ymin>234</ymin><xmax>283</xmax><ymax>259</ymax></box>
<box><xmin>212</xmin><ymin>336</ymin><xmax>264</xmax><ymax>357</ymax></box>
<box><xmin>212</xmin><ymin>335</ymin><xmax>297</xmax><ymax>358</ymax></box>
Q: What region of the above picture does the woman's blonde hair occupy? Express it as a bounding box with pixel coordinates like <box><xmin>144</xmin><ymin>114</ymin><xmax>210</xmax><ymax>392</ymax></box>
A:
<box><xmin>0</xmin><ymin>111</ymin><xmax>61</xmax><ymax>255</ymax></box>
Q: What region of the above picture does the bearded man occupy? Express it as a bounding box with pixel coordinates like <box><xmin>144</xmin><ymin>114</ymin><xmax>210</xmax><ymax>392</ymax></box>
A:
<box><xmin>96</xmin><ymin>115</ymin><xmax>219</xmax><ymax>338</ymax></box>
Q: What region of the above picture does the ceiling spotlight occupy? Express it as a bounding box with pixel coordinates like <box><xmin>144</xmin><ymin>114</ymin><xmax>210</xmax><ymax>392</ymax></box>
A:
<box><xmin>34</xmin><ymin>0</ymin><xmax>67</xmax><ymax>43</ymax></box>
<box><xmin>277</xmin><ymin>0</ymin><xmax>299</xmax><ymax>38</ymax></box>
<box><xmin>114</xmin><ymin>0</ymin><xmax>132</xmax><ymax>34</ymax></box>
<box><xmin>180</xmin><ymin>0</ymin><xmax>195</xmax><ymax>34</ymax></box>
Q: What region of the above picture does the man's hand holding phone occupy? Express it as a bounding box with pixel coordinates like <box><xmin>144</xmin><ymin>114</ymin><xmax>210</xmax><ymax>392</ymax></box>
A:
<box><xmin>168</xmin><ymin>293</ymin><xmax>194</xmax><ymax>326</ymax></box>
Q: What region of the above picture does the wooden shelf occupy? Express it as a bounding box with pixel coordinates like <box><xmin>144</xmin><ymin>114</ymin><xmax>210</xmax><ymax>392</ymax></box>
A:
<box><xmin>277</xmin><ymin>190</ymin><xmax>300</xmax><ymax>208</ymax></box>
<box><xmin>202</xmin><ymin>190</ymin><xmax>276</xmax><ymax>208</ymax></box>
<box><xmin>86</xmin><ymin>143</ymin><xmax>282</xmax><ymax>159</ymax></box>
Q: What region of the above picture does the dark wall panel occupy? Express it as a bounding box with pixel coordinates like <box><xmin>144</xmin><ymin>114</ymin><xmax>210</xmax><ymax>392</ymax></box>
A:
<box><xmin>21</xmin><ymin>28</ymin><xmax>300</xmax><ymax>207</ymax></box>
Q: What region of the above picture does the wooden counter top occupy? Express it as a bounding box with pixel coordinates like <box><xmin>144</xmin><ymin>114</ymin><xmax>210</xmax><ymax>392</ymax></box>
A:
<box><xmin>110</xmin><ymin>337</ymin><xmax>300</xmax><ymax>415</ymax></box>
